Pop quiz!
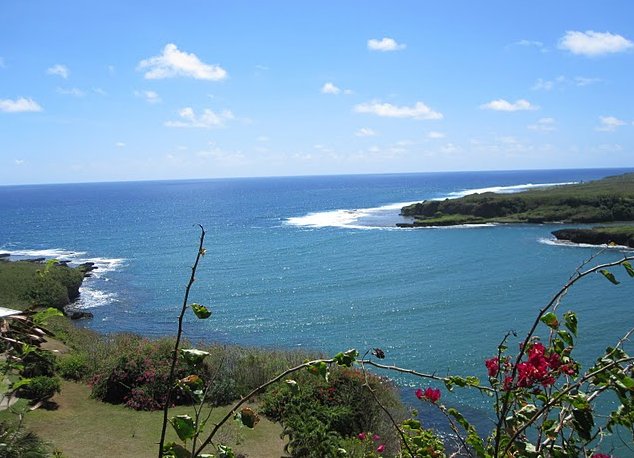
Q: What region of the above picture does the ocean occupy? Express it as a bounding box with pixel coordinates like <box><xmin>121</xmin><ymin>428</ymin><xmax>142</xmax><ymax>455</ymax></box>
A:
<box><xmin>2</xmin><ymin>168</ymin><xmax>633</xmax><ymax>434</ymax></box>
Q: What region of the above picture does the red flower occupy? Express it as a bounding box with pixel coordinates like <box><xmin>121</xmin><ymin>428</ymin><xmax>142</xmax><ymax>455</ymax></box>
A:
<box><xmin>485</xmin><ymin>357</ymin><xmax>500</xmax><ymax>377</ymax></box>
<box><xmin>372</xmin><ymin>434</ymin><xmax>380</xmax><ymax>442</ymax></box>
<box><xmin>415</xmin><ymin>387</ymin><xmax>441</xmax><ymax>402</ymax></box>
<box><xmin>376</xmin><ymin>444</ymin><xmax>385</xmax><ymax>453</ymax></box>
<box><xmin>503</xmin><ymin>376</ymin><xmax>514</xmax><ymax>391</ymax></box>
<box><xmin>591</xmin><ymin>454</ymin><xmax>611</xmax><ymax>458</ymax></box>
<box><xmin>357</xmin><ymin>432</ymin><xmax>366</xmax><ymax>440</ymax></box>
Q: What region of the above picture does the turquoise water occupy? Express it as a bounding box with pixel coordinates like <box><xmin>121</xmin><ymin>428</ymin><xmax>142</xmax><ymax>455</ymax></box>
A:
<box><xmin>2</xmin><ymin>168</ymin><xmax>633</xmax><ymax>435</ymax></box>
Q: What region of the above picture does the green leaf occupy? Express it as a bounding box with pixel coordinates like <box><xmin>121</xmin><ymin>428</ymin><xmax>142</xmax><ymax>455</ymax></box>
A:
<box><xmin>557</xmin><ymin>330</ymin><xmax>574</xmax><ymax>347</ymax></box>
<box><xmin>333</xmin><ymin>349</ymin><xmax>358</xmax><ymax>367</ymax></box>
<box><xmin>217</xmin><ymin>444</ymin><xmax>236</xmax><ymax>458</ymax></box>
<box><xmin>599</xmin><ymin>269</ymin><xmax>620</xmax><ymax>285</ymax></box>
<box><xmin>563</xmin><ymin>311</ymin><xmax>578</xmax><ymax>336</ymax></box>
<box><xmin>540</xmin><ymin>312</ymin><xmax>559</xmax><ymax>329</ymax></box>
<box><xmin>33</xmin><ymin>307</ymin><xmax>63</xmax><ymax>325</ymax></box>
<box><xmin>162</xmin><ymin>442</ymin><xmax>192</xmax><ymax>458</ymax></box>
<box><xmin>191</xmin><ymin>303</ymin><xmax>212</xmax><ymax>319</ymax></box>
<box><xmin>170</xmin><ymin>415</ymin><xmax>196</xmax><ymax>442</ymax></box>
<box><xmin>306</xmin><ymin>361</ymin><xmax>329</xmax><ymax>380</ymax></box>
<box><xmin>236</xmin><ymin>407</ymin><xmax>260</xmax><ymax>428</ymax></box>
<box><xmin>572</xmin><ymin>408</ymin><xmax>594</xmax><ymax>441</ymax></box>
<box><xmin>180</xmin><ymin>348</ymin><xmax>210</xmax><ymax>366</ymax></box>
<box><xmin>622</xmin><ymin>261</ymin><xmax>634</xmax><ymax>278</ymax></box>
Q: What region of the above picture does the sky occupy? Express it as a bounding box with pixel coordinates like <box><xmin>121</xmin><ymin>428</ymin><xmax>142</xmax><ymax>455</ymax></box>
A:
<box><xmin>1</xmin><ymin>1</ymin><xmax>633</xmax><ymax>185</ymax></box>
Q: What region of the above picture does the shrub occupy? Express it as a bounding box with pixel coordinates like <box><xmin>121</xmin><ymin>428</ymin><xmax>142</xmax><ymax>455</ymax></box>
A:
<box><xmin>56</xmin><ymin>353</ymin><xmax>90</xmax><ymax>381</ymax></box>
<box><xmin>21</xmin><ymin>349</ymin><xmax>56</xmax><ymax>378</ymax></box>
<box><xmin>19</xmin><ymin>375</ymin><xmax>61</xmax><ymax>401</ymax></box>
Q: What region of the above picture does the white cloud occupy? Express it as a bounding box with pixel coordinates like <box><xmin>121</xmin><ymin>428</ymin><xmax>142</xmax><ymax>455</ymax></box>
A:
<box><xmin>528</xmin><ymin>117</ymin><xmax>556</xmax><ymax>132</ymax></box>
<box><xmin>514</xmin><ymin>39</ymin><xmax>544</xmax><ymax>48</ymax></box>
<box><xmin>0</xmin><ymin>57</ymin><xmax>5</xmax><ymax>68</ymax></box>
<box><xmin>427</xmin><ymin>131</ymin><xmax>445</xmax><ymax>139</ymax></box>
<box><xmin>532</xmin><ymin>78</ymin><xmax>556</xmax><ymax>91</ymax></box>
<box><xmin>47</xmin><ymin>64</ymin><xmax>69</xmax><ymax>79</ymax></box>
<box><xmin>596</xmin><ymin>116</ymin><xmax>626</xmax><ymax>132</ymax></box>
<box><xmin>354</xmin><ymin>101</ymin><xmax>443</xmax><ymax>120</ymax></box>
<box><xmin>57</xmin><ymin>87</ymin><xmax>85</xmax><ymax>97</ymax></box>
<box><xmin>355</xmin><ymin>127</ymin><xmax>377</xmax><ymax>137</ymax></box>
<box><xmin>367</xmin><ymin>37</ymin><xmax>406</xmax><ymax>52</ymax></box>
<box><xmin>480</xmin><ymin>99</ymin><xmax>538</xmax><ymax>112</ymax></box>
<box><xmin>165</xmin><ymin>107</ymin><xmax>234</xmax><ymax>128</ymax></box>
<box><xmin>574</xmin><ymin>76</ymin><xmax>601</xmax><ymax>87</ymax></box>
<box><xmin>93</xmin><ymin>88</ymin><xmax>108</xmax><ymax>96</ymax></box>
<box><xmin>558</xmin><ymin>30</ymin><xmax>633</xmax><ymax>56</ymax></box>
<box><xmin>115</xmin><ymin>142</ymin><xmax>126</xmax><ymax>148</ymax></box>
<box><xmin>0</xmin><ymin>97</ymin><xmax>42</xmax><ymax>113</ymax></box>
<box><xmin>256</xmin><ymin>136</ymin><xmax>270</xmax><ymax>142</ymax></box>
<box><xmin>138</xmin><ymin>43</ymin><xmax>228</xmax><ymax>80</ymax></box>
<box><xmin>321</xmin><ymin>82</ymin><xmax>341</xmax><ymax>95</ymax></box>
<box><xmin>14</xmin><ymin>159</ymin><xmax>25</xmax><ymax>166</ymax></box>
<box><xmin>134</xmin><ymin>90</ymin><xmax>161</xmax><ymax>104</ymax></box>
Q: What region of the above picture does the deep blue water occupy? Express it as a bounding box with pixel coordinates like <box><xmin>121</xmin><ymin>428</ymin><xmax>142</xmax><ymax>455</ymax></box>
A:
<box><xmin>2</xmin><ymin>168</ymin><xmax>634</xmax><ymax>438</ymax></box>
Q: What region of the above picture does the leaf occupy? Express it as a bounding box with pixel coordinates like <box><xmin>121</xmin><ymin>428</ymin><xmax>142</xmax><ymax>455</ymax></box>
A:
<box><xmin>572</xmin><ymin>408</ymin><xmax>594</xmax><ymax>441</ymax></box>
<box><xmin>170</xmin><ymin>415</ymin><xmax>196</xmax><ymax>442</ymax></box>
<box><xmin>237</xmin><ymin>407</ymin><xmax>260</xmax><ymax>428</ymax></box>
<box><xmin>333</xmin><ymin>349</ymin><xmax>358</xmax><ymax>367</ymax></box>
<box><xmin>217</xmin><ymin>444</ymin><xmax>236</xmax><ymax>458</ymax></box>
<box><xmin>33</xmin><ymin>307</ymin><xmax>64</xmax><ymax>325</ymax></box>
<box><xmin>180</xmin><ymin>348</ymin><xmax>210</xmax><ymax>366</ymax></box>
<box><xmin>540</xmin><ymin>312</ymin><xmax>559</xmax><ymax>329</ymax></box>
<box><xmin>622</xmin><ymin>261</ymin><xmax>634</xmax><ymax>278</ymax></box>
<box><xmin>563</xmin><ymin>311</ymin><xmax>578</xmax><ymax>336</ymax></box>
<box><xmin>599</xmin><ymin>269</ymin><xmax>620</xmax><ymax>285</ymax></box>
<box><xmin>306</xmin><ymin>361</ymin><xmax>329</xmax><ymax>381</ymax></box>
<box><xmin>557</xmin><ymin>330</ymin><xmax>574</xmax><ymax>347</ymax></box>
<box><xmin>191</xmin><ymin>303</ymin><xmax>212</xmax><ymax>319</ymax></box>
<box><xmin>162</xmin><ymin>442</ymin><xmax>192</xmax><ymax>458</ymax></box>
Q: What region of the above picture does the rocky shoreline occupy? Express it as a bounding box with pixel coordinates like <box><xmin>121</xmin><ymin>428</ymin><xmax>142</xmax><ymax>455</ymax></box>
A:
<box><xmin>551</xmin><ymin>227</ymin><xmax>634</xmax><ymax>249</ymax></box>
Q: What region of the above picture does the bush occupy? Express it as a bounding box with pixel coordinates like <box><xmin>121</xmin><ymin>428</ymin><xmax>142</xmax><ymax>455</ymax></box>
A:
<box><xmin>261</xmin><ymin>366</ymin><xmax>404</xmax><ymax>457</ymax></box>
<box><xmin>21</xmin><ymin>349</ymin><xmax>56</xmax><ymax>378</ymax></box>
<box><xmin>19</xmin><ymin>376</ymin><xmax>61</xmax><ymax>401</ymax></box>
<box><xmin>56</xmin><ymin>353</ymin><xmax>90</xmax><ymax>381</ymax></box>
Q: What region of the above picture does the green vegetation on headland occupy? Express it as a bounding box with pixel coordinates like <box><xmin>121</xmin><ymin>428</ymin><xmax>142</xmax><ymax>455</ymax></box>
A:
<box><xmin>398</xmin><ymin>172</ymin><xmax>634</xmax><ymax>227</ymax></box>
<box><xmin>0</xmin><ymin>256</ymin><xmax>94</xmax><ymax>312</ymax></box>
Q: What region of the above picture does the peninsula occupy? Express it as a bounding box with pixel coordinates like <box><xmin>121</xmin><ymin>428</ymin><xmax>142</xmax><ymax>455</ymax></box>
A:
<box><xmin>399</xmin><ymin>172</ymin><xmax>634</xmax><ymax>227</ymax></box>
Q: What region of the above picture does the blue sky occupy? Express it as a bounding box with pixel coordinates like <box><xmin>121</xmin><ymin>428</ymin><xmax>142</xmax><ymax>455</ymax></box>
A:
<box><xmin>1</xmin><ymin>1</ymin><xmax>633</xmax><ymax>184</ymax></box>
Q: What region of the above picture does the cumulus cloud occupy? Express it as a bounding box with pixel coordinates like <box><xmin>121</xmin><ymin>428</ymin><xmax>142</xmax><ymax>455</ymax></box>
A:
<box><xmin>354</xmin><ymin>101</ymin><xmax>443</xmax><ymax>120</ymax></box>
<box><xmin>165</xmin><ymin>107</ymin><xmax>234</xmax><ymax>128</ymax></box>
<box><xmin>367</xmin><ymin>37</ymin><xmax>406</xmax><ymax>52</ymax></box>
<box><xmin>528</xmin><ymin>117</ymin><xmax>556</xmax><ymax>132</ymax></box>
<box><xmin>138</xmin><ymin>43</ymin><xmax>228</xmax><ymax>80</ymax></box>
<box><xmin>134</xmin><ymin>90</ymin><xmax>161</xmax><ymax>104</ymax></box>
<box><xmin>355</xmin><ymin>127</ymin><xmax>377</xmax><ymax>137</ymax></box>
<box><xmin>47</xmin><ymin>64</ymin><xmax>69</xmax><ymax>79</ymax></box>
<box><xmin>558</xmin><ymin>30</ymin><xmax>633</xmax><ymax>56</ymax></box>
<box><xmin>321</xmin><ymin>82</ymin><xmax>341</xmax><ymax>95</ymax></box>
<box><xmin>480</xmin><ymin>99</ymin><xmax>538</xmax><ymax>111</ymax></box>
<box><xmin>596</xmin><ymin>116</ymin><xmax>626</xmax><ymax>132</ymax></box>
<box><xmin>0</xmin><ymin>97</ymin><xmax>42</xmax><ymax>113</ymax></box>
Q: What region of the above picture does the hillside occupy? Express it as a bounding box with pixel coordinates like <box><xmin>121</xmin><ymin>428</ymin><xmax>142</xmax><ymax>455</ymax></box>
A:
<box><xmin>399</xmin><ymin>173</ymin><xmax>634</xmax><ymax>227</ymax></box>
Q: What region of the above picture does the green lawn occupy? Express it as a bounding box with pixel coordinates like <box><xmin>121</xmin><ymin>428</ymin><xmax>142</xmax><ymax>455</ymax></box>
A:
<box><xmin>8</xmin><ymin>382</ymin><xmax>285</xmax><ymax>457</ymax></box>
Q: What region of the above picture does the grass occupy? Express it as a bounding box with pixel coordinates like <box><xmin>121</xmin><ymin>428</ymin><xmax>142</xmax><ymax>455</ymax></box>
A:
<box><xmin>2</xmin><ymin>381</ymin><xmax>285</xmax><ymax>457</ymax></box>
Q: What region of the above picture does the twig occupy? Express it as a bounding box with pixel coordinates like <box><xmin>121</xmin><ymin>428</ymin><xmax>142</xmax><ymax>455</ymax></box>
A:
<box><xmin>158</xmin><ymin>224</ymin><xmax>206</xmax><ymax>457</ymax></box>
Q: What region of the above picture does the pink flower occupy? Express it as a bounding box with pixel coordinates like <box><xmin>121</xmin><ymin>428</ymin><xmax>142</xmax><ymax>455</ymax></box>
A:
<box><xmin>415</xmin><ymin>388</ymin><xmax>424</xmax><ymax>400</ymax></box>
<box><xmin>416</xmin><ymin>387</ymin><xmax>441</xmax><ymax>403</ymax></box>
<box><xmin>376</xmin><ymin>444</ymin><xmax>385</xmax><ymax>453</ymax></box>
<box><xmin>485</xmin><ymin>357</ymin><xmax>500</xmax><ymax>377</ymax></box>
<box><xmin>357</xmin><ymin>432</ymin><xmax>366</xmax><ymax>440</ymax></box>
<box><xmin>372</xmin><ymin>434</ymin><xmax>380</xmax><ymax>442</ymax></box>
<box><xmin>591</xmin><ymin>454</ymin><xmax>611</xmax><ymax>458</ymax></box>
